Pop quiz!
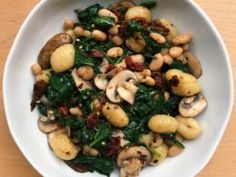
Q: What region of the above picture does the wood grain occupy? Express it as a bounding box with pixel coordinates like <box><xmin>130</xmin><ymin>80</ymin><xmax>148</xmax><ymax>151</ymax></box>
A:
<box><xmin>0</xmin><ymin>0</ymin><xmax>235</xmax><ymax>177</ymax></box>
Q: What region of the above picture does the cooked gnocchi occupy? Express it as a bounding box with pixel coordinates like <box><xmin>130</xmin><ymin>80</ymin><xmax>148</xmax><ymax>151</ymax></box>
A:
<box><xmin>30</xmin><ymin>1</ymin><xmax>207</xmax><ymax>177</ymax></box>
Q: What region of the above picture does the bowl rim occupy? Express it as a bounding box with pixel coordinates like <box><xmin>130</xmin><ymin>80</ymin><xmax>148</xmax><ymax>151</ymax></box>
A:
<box><xmin>3</xmin><ymin>0</ymin><xmax>234</xmax><ymax>177</ymax></box>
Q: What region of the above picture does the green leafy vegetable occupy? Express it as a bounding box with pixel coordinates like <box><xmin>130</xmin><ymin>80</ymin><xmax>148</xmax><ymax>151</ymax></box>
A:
<box><xmin>58</xmin><ymin>117</ymin><xmax>85</xmax><ymax>129</ymax></box>
<box><xmin>170</xmin><ymin>60</ymin><xmax>189</xmax><ymax>73</ymax></box>
<box><xmin>77</xmin><ymin>89</ymin><xmax>99</xmax><ymax>116</ymax></box>
<box><xmin>89</xmin><ymin>123</ymin><xmax>112</xmax><ymax>147</ymax></box>
<box><xmin>73</xmin><ymin>128</ymin><xmax>95</xmax><ymax>144</ymax></box>
<box><xmin>92</xmin><ymin>16</ymin><xmax>115</xmax><ymax>30</ymax></box>
<box><xmin>74</xmin><ymin>155</ymin><xmax>114</xmax><ymax>176</ymax></box>
<box><xmin>161</xmin><ymin>133</ymin><xmax>185</xmax><ymax>149</ymax></box>
<box><xmin>37</xmin><ymin>103</ymin><xmax>47</xmax><ymax>116</ymax></box>
<box><xmin>47</xmin><ymin>73</ymin><xmax>75</xmax><ymax>105</ymax></box>
<box><xmin>127</xmin><ymin>21</ymin><xmax>149</xmax><ymax>35</ymax></box>
<box><xmin>139</xmin><ymin>0</ymin><xmax>157</xmax><ymax>9</ymax></box>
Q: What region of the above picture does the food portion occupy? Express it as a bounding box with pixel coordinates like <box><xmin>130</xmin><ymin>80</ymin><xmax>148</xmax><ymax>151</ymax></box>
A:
<box><xmin>30</xmin><ymin>1</ymin><xmax>207</xmax><ymax>176</ymax></box>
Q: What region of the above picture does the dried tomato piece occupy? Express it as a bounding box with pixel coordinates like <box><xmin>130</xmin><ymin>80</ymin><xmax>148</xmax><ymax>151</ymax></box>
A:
<box><xmin>152</xmin><ymin>72</ymin><xmax>164</xmax><ymax>88</ymax></box>
<box><xmin>31</xmin><ymin>80</ymin><xmax>48</xmax><ymax>111</ymax></box>
<box><xmin>169</xmin><ymin>75</ymin><xmax>179</xmax><ymax>87</ymax></box>
<box><xmin>58</xmin><ymin>105</ymin><xmax>69</xmax><ymax>116</ymax></box>
<box><xmin>125</xmin><ymin>56</ymin><xmax>145</xmax><ymax>72</ymax></box>
<box><xmin>86</xmin><ymin>113</ymin><xmax>100</xmax><ymax>129</ymax></box>
<box><xmin>104</xmin><ymin>136</ymin><xmax>121</xmax><ymax>157</ymax></box>
<box><xmin>87</xmin><ymin>49</ymin><xmax>104</xmax><ymax>59</ymax></box>
<box><xmin>152</xmin><ymin>19</ymin><xmax>170</xmax><ymax>36</ymax></box>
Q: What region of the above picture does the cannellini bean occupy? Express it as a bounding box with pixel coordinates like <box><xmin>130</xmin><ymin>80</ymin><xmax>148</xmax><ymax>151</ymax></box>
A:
<box><xmin>148</xmin><ymin>115</ymin><xmax>178</xmax><ymax>133</ymax></box>
<box><xmin>31</xmin><ymin>63</ymin><xmax>42</xmax><ymax>75</ymax></box>
<box><xmin>83</xmin><ymin>30</ymin><xmax>92</xmax><ymax>37</ymax></box>
<box><xmin>74</xmin><ymin>26</ymin><xmax>85</xmax><ymax>37</ymax></box>
<box><xmin>111</xmin><ymin>35</ymin><xmax>124</xmax><ymax>46</ymax></box>
<box><xmin>130</xmin><ymin>54</ymin><xmax>145</xmax><ymax>63</ymax></box>
<box><xmin>102</xmin><ymin>102</ymin><xmax>129</xmax><ymax>128</ymax></box>
<box><xmin>182</xmin><ymin>43</ymin><xmax>190</xmax><ymax>51</ymax></box>
<box><xmin>165</xmin><ymin>69</ymin><xmax>202</xmax><ymax>96</ymax></box>
<box><xmin>92</xmin><ymin>30</ymin><xmax>107</xmax><ymax>41</ymax></box>
<box><xmin>109</xmin><ymin>25</ymin><xmax>119</xmax><ymax>35</ymax></box>
<box><xmin>149</xmin><ymin>53</ymin><xmax>164</xmax><ymax>71</ymax></box>
<box><xmin>150</xmin><ymin>144</ymin><xmax>168</xmax><ymax>166</ymax></box>
<box><xmin>35</xmin><ymin>69</ymin><xmax>51</xmax><ymax>83</ymax></box>
<box><xmin>63</xmin><ymin>19</ymin><xmax>74</xmax><ymax>30</ymax></box>
<box><xmin>107</xmin><ymin>47</ymin><xmax>124</xmax><ymax>58</ymax></box>
<box><xmin>169</xmin><ymin>47</ymin><xmax>183</xmax><ymax>58</ymax></box>
<box><xmin>98</xmin><ymin>9</ymin><xmax>118</xmax><ymax>22</ymax></box>
<box><xmin>77</xmin><ymin>66</ymin><xmax>94</xmax><ymax>80</ymax></box>
<box><xmin>168</xmin><ymin>145</ymin><xmax>184</xmax><ymax>157</ymax></box>
<box><xmin>176</xmin><ymin>115</ymin><xmax>202</xmax><ymax>140</ymax></box>
<box><xmin>142</xmin><ymin>76</ymin><xmax>155</xmax><ymax>86</ymax></box>
<box><xmin>69</xmin><ymin>107</ymin><xmax>82</xmax><ymax>117</ymax></box>
<box><xmin>83</xmin><ymin>145</ymin><xmax>99</xmax><ymax>156</ymax></box>
<box><xmin>163</xmin><ymin>54</ymin><xmax>173</xmax><ymax>65</ymax></box>
<box><xmin>150</xmin><ymin>32</ymin><xmax>166</xmax><ymax>44</ymax></box>
<box><xmin>164</xmin><ymin>91</ymin><xmax>170</xmax><ymax>102</ymax></box>
<box><xmin>172</xmin><ymin>33</ymin><xmax>192</xmax><ymax>45</ymax></box>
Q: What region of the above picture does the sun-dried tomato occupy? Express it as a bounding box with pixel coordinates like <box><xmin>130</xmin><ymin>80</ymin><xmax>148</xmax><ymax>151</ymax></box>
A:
<box><xmin>58</xmin><ymin>105</ymin><xmax>69</xmax><ymax>116</ymax></box>
<box><xmin>152</xmin><ymin>19</ymin><xmax>170</xmax><ymax>36</ymax></box>
<box><xmin>169</xmin><ymin>75</ymin><xmax>179</xmax><ymax>87</ymax></box>
<box><xmin>125</xmin><ymin>56</ymin><xmax>145</xmax><ymax>72</ymax></box>
<box><xmin>152</xmin><ymin>72</ymin><xmax>164</xmax><ymax>88</ymax></box>
<box><xmin>87</xmin><ymin>49</ymin><xmax>104</xmax><ymax>59</ymax></box>
<box><xmin>104</xmin><ymin>136</ymin><xmax>121</xmax><ymax>157</ymax></box>
<box><xmin>30</xmin><ymin>80</ymin><xmax>48</xmax><ymax>111</ymax></box>
<box><xmin>86</xmin><ymin>113</ymin><xmax>100</xmax><ymax>129</ymax></box>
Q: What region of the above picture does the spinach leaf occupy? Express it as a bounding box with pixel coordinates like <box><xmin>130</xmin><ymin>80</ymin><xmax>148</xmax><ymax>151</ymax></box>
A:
<box><xmin>143</xmin><ymin>35</ymin><xmax>171</xmax><ymax>58</ymax></box>
<box><xmin>170</xmin><ymin>60</ymin><xmax>189</xmax><ymax>73</ymax></box>
<box><xmin>139</xmin><ymin>0</ymin><xmax>157</xmax><ymax>9</ymax></box>
<box><xmin>73</xmin><ymin>128</ymin><xmax>96</xmax><ymax>145</ymax></box>
<box><xmin>74</xmin><ymin>155</ymin><xmax>114</xmax><ymax>176</ymax></box>
<box><xmin>75</xmin><ymin>4</ymin><xmax>102</xmax><ymax>30</ymax></box>
<box><xmin>47</xmin><ymin>73</ymin><xmax>75</xmax><ymax>105</ymax></box>
<box><xmin>58</xmin><ymin>117</ymin><xmax>85</xmax><ymax>129</ymax></box>
<box><xmin>92</xmin><ymin>16</ymin><xmax>115</xmax><ymax>30</ymax></box>
<box><xmin>77</xmin><ymin>89</ymin><xmax>99</xmax><ymax>116</ymax></box>
<box><xmin>89</xmin><ymin>123</ymin><xmax>112</xmax><ymax>147</ymax></box>
<box><xmin>127</xmin><ymin>21</ymin><xmax>149</xmax><ymax>35</ymax></box>
<box><xmin>161</xmin><ymin>133</ymin><xmax>185</xmax><ymax>149</ymax></box>
<box><xmin>37</xmin><ymin>103</ymin><xmax>47</xmax><ymax>116</ymax></box>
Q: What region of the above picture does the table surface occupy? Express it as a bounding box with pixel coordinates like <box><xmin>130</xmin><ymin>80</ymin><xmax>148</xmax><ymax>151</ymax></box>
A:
<box><xmin>0</xmin><ymin>0</ymin><xmax>236</xmax><ymax>177</ymax></box>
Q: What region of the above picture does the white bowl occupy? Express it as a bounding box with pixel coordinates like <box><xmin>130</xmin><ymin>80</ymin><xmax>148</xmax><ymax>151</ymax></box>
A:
<box><xmin>3</xmin><ymin>0</ymin><xmax>234</xmax><ymax>177</ymax></box>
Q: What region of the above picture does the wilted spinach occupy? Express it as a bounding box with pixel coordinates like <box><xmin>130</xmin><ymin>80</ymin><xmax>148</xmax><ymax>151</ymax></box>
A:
<box><xmin>58</xmin><ymin>117</ymin><xmax>85</xmax><ymax>129</ymax></box>
<box><xmin>139</xmin><ymin>0</ymin><xmax>157</xmax><ymax>9</ymax></box>
<box><xmin>47</xmin><ymin>73</ymin><xmax>75</xmax><ymax>105</ymax></box>
<box><xmin>92</xmin><ymin>16</ymin><xmax>115</xmax><ymax>30</ymax></box>
<box><xmin>170</xmin><ymin>60</ymin><xmax>189</xmax><ymax>73</ymax></box>
<box><xmin>89</xmin><ymin>123</ymin><xmax>112</xmax><ymax>147</ymax></box>
<box><xmin>74</xmin><ymin>155</ymin><xmax>114</xmax><ymax>176</ymax></box>
<box><xmin>37</xmin><ymin>103</ymin><xmax>47</xmax><ymax>116</ymax></box>
<box><xmin>127</xmin><ymin>21</ymin><xmax>149</xmax><ymax>35</ymax></box>
<box><xmin>161</xmin><ymin>133</ymin><xmax>185</xmax><ymax>148</ymax></box>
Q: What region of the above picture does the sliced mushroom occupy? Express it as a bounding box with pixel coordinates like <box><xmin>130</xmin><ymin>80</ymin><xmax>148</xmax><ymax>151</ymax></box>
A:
<box><xmin>94</xmin><ymin>74</ymin><xmax>109</xmax><ymax>90</ymax></box>
<box><xmin>38</xmin><ymin>115</ymin><xmax>58</xmax><ymax>133</ymax></box>
<box><xmin>117</xmin><ymin>146</ymin><xmax>152</xmax><ymax>177</ymax></box>
<box><xmin>99</xmin><ymin>59</ymin><xmax>109</xmax><ymax>74</ymax></box>
<box><xmin>106</xmin><ymin>70</ymin><xmax>138</xmax><ymax>103</ymax></box>
<box><xmin>117</xmin><ymin>82</ymin><xmax>138</xmax><ymax>104</ymax></box>
<box><xmin>179</xmin><ymin>94</ymin><xmax>207</xmax><ymax>117</ymax></box>
<box><xmin>117</xmin><ymin>146</ymin><xmax>152</xmax><ymax>167</ymax></box>
<box><xmin>183</xmin><ymin>52</ymin><xmax>202</xmax><ymax>78</ymax></box>
<box><xmin>71</xmin><ymin>69</ymin><xmax>92</xmax><ymax>91</ymax></box>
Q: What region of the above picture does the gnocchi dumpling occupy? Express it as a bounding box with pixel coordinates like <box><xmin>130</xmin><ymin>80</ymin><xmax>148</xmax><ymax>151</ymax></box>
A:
<box><xmin>176</xmin><ymin>115</ymin><xmax>202</xmax><ymax>140</ymax></box>
<box><xmin>148</xmin><ymin>115</ymin><xmax>178</xmax><ymax>133</ymax></box>
<box><xmin>50</xmin><ymin>44</ymin><xmax>75</xmax><ymax>73</ymax></box>
<box><xmin>150</xmin><ymin>143</ymin><xmax>168</xmax><ymax>166</ymax></box>
<box><xmin>102</xmin><ymin>102</ymin><xmax>129</xmax><ymax>128</ymax></box>
<box><xmin>165</xmin><ymin>69</ymin><xmax>202</xmax><ymax>96</ymax></box>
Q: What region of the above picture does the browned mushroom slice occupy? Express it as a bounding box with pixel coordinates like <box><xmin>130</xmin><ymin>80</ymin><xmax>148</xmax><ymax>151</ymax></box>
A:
<box><xmin>179</xmin><ymin>94</ymin><xmax>208</xmax><ymax>117</ymax></box>
<box><xmin>38</xmin><ymin>115</ymin><xmax>58</xmax><ymax>134</ymax></box>
<box><xmin>71</xmin><ymin>69</ymin><xmax>92</xmax><ymax>91</ymax></box>
<box><xmin>183</xmin><ymin>52</ymin><xmax>202</xmax><ymax>78</ymax></box>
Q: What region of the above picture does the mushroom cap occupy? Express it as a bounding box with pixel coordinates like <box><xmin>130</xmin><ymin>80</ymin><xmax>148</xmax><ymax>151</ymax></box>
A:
<box><xmin>117</xmin><ymin>82</ymin><xmax>138</xmax><ymax>104</ymax></box>
<box><xmin>179</xmin><ymin>94</ymin><xmax>207</xmax><ymax>117</ymax></box>
<box><xmin>106</xmin><ymin>70</ymin><xmax>138</xmax><ymax>103</ymax></box>
<box><xmin>71</xmin><ymin>69</ymin><xmax>92</xmax><ymax>91</ymax></box>
<box><xmin>117</xmin><ymin>146</ymin><xmax>152</xmax><ymax>167</ymax></box>
<box><xmin>183</xmin><ymin>52</ymin><xmax>202</xmax><ymax>78</ymax></box>
<box><xmin>94</xmin><ymin>74</ymin><xmax>109</xmax><ymax>90</ymax></box>
<box><xmin>38</xmin><ymin>115</ymin><xmax>59</xmax><ymax>134</ymax></box>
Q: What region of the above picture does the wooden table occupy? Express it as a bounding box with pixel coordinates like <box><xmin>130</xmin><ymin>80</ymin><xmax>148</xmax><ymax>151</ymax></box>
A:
<box><xmin>0</xmin><ymin>0</ymin><xmax>235</xmax><ymax>176</ymax></box>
